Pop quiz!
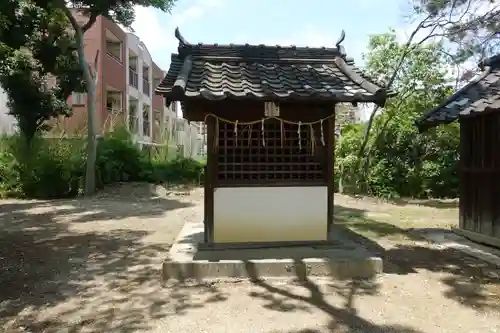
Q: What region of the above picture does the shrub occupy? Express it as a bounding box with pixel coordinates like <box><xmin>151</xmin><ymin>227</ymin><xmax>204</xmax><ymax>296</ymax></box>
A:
<box><xmin>152</xmin><ymin>156</ymin><xmax>204</xmax><ymax>184</ymax></box>
<box><xmin>335</xmin><ymin>118</ymin><xmax>459</xmax><ymax>199</ymax></box>
<box><xmin>0</xmin><ymin>128</ymin><xmax>205</xmax><ymax>199</ymax></box>
<box><xmin>95</xmin><ymin>127</ymin><xmax>146</xmax><ymax>187</ymax></box>
<box><xmin>0</xmin><ymin>135</ymin><xmax>84</xmax><ymax>198</ymax></box>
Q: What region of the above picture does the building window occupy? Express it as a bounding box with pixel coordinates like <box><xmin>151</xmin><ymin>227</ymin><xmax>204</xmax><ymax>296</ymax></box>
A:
<box><xmin>128</xmin><ymin>54</ymin><xmax>138</xmax><ymax>88</ymax></box>
<box><xmin>154</xmin><ymin>110</ymin><xmax>161</xmax><ymax>128</ymax></box>
<box><xmin>128</xmin><ymin>103</ymin><xmax>139</xmax><ymax>134</ymax></box>
<box><xmin>106</xmin><ymin>91</ymin><xmax>122</xmax><ymax>113</ymax></box>
<box><xmin>71</xmin><ymin>92</ymin><xmax>86</xmax><ymax>105</ymax></box>
<box><xmin>142</xmin><ymin>78</ymin><xmax>150</xmax><ymax>96</ymax></box>
<box><xmin>143</xmin><ymin>104</ymin><xmax>150</xmax><ymax>137</ymax></box>
<box><xmin>142</xmin><ymin>65</ymin><xmax>150</xmax><ymax>96</ymax></box>
<box><xmin>129</xmin><ymin>67</ymin><xmax>138</xmax><ymax>88</ymax></box>
<box><xmin>106</xmin><ymin>38</ymin><xmax>122</xmax><ymax>62</ymax></box>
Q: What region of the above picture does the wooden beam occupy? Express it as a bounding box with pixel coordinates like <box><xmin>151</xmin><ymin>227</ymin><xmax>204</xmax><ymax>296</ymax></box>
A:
<box><xmin>459</xmin><ymin>117</ymin><xmax>466</xmax><ymax>230</ymax></box>
<box><xmin>326</xmin><ymin>109</ymin><xmax>335</xmax><ymax>237</ymax></box>
<box><xmin>204</xmin><ymin>116</ymin><xmax>216</xmax><ymax>244</ymax></box>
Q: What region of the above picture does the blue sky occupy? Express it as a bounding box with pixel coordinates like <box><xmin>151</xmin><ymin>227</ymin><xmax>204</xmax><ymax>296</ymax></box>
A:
<box><xmin>132</xmin><ymin>0</ymin><xmax>416</xmax><ymax>70</ymax></box>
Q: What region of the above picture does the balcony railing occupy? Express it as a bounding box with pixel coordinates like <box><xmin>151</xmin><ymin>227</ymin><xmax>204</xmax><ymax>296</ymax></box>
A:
<box><xmin>129</xmin><ymin>68</ymin><xmax>138</xmax><ymax>88</ymax></box>
<box><xmin>107</xmin><ymin>107</ymin><xmax>122</xmax><ymax>114</ymax></box>
<box><xmin>143</xmin><ymin>120</ymin><xmax>150</xmax><ymax>137</ymax></box>
<box><xmin>142</xmin><ymin>79</ymin><xmax>150</xmax><ymax>96</ymax></box>
<box><xmin>129</xmin><ymin>115</ymin><xmax>139</xmax><ymax>134</ymax></box>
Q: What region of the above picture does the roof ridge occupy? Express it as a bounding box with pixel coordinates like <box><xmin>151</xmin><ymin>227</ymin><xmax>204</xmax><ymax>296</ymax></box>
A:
<box><xmin>479</xmin><ymin>54</ymin><xmax>500</xmax><ymax>69</ymax></box>
<box><xmin>174</xmin><ymin>27</ymin><xmax>348</xmax><ymax>59</ymax></box>
<box><xmin>415</xmin><ymin>59</ymin><xmax>496</xmax><ymax>132</ymax></box>
<box><xmin>156</xmin><ymin>29</ymin><xmax>395</xmax><ymax>107</ymax></box>
<box><xmin>334</xmin><ymin>57</ymin><xmax>387</xmax><ymax>98</ymax></box>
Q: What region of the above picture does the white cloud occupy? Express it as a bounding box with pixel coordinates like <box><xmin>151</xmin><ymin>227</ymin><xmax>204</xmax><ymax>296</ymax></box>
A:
<box><xmin>257</xmin><ymin>26</ymin><xmax>338</xmax><ymax>48</ymax></box>
<box><xmin>251</xmin><ymin>26</ymin><xmax>367</xmax><ymax>66</ymax></box>
<box><xmin>132</xmin><ymin>6</ymin><xmax>168</xmax><ymax>54</ymax></box>
<box><xmin>131</xmin><ymin>0</ymin><xmax>226</xmax><ymax>69</ymax></box>
<box><xmin>171</xmin><ymin>6</ymin><xmax>204</xmax><ymax>27</ymax></box>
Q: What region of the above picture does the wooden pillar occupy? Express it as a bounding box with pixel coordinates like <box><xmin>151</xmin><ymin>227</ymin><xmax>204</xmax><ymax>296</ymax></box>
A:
<box><xmin>204</xmin><ymin>116</ymin><xmax>216</xmax><ymax>244</ymax></box>
<box><xmin>326</xmin><ymin>110</ymin><xmax>335</xmax><ymax>236</ymax></box>
<box><xmin>458</xmin><ymin>116</ymin><xmax>466</xmax><ymax>231</ymax></box>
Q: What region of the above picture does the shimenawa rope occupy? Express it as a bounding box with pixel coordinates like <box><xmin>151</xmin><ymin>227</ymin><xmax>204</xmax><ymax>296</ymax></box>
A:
<box><xmin>203</xmin><ymin>113</ymin><xmax>334</xmax><ymax>153</ymax></box>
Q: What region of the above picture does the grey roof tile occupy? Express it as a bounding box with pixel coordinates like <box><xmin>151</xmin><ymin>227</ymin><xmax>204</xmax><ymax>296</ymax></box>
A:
<box><xmin>416</xmin><ymin>54</ymin><xmax>500</xmax><ymax>131</ymax></box>
<box><xmin>155</xmin><ymin>29</ymin><xmax>394</xmax><ymax>106</ymax></box>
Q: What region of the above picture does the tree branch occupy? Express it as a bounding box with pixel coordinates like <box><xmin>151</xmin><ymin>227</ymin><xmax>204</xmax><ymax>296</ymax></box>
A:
<box><xmin>355</xmin><ymin>14</ymin><xmax>433</xmax><ymax>164</ymax></box>
<box><xmin>82</xmin><ymin>12</ymin><xmax>98</xmax><ymax>32</ymax></box>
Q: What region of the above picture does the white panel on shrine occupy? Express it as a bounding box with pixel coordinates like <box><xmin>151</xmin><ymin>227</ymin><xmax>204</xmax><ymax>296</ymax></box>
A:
<box><xmin>213</xmin><ymin>186</ymin><xmax>328</xmax><ymax>243</ymax></box>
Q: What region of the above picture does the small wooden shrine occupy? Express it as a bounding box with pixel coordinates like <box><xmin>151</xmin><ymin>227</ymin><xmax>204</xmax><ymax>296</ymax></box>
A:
<box><xmin>416</xmin><ymin>54</ymin><xmax>500</xmax><ymax>248</ymax></box>
<box><xmin>156</xmin><ymin>28</ymin><xmax>393</xmax><ymax>246</ymax></box>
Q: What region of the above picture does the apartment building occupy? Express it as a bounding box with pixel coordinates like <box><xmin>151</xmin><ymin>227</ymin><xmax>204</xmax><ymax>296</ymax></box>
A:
<box><xmin>71</xmin><ymin>13</ymin><xmax>205</xmax><ymax>155</ymax></box>
<box><xmin>57</xmin><ymin>12</ymin><xmax>166</xmax><ymax>141</ymax></box>
<box><xmin>0</xmin><ymin>13</ymin><xmax>206</xmax><ymax>157</ymax></box>
<box><xmin>124</xmin><ymin>32</ymin><xmax>167</xmax><ymax>143</ymax></box>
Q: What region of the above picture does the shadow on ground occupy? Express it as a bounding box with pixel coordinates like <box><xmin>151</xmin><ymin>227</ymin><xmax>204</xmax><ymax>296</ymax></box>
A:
<box><xmin>335</xmin><ymin>204</ymin><xmax>500</xmax><ymax>312</ymax></box>
<box><xmin>0</xmin><ymin>183</ymin><xmax>200</xmax><ymax>332</ymax></box>
<box><xmin>0</xmin><ymin>186</ymin><xmax>496</xmax><ymax>332</ymax></box>
<box><xmin>162</xmin><ymin>260</ymin><xmax>422</xmax><ymax>332</ymax></box>
<box><xmin>245</xmin><ymin>261</ymin><xmax>423</xmax><ymax>333</ymax></box>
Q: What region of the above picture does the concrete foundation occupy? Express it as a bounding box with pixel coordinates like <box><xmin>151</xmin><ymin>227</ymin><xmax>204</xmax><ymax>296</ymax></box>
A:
<box><xmin>163</xmin><ymin>222</ymin><xmax>383</xmax><ymax>281</ymax></box>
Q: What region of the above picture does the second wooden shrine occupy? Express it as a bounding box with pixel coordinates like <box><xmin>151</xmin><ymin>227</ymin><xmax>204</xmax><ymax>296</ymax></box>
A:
<box><xmin>416</xmin><ymin>55</ymin><xmax>500</xmax><ymax>248</ymax></box>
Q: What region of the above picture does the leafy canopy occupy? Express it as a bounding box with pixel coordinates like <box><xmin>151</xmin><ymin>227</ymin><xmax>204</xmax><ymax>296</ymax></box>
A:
<box><xmin>363</xmin><ymin>30</ymin><xmax>453</xmax><ymax>118</ymax></box>
<box><xmin>0</xmin><ymin>1</ymin><xmax>83</xmax><ymax>140</ymax></box>
<box><xmin>0</xmin><ymin>0</ymin><xmax>177</xmax><ymax>140</ymax></box>
<box><xmin>336</xmin><ymin>30</ymin><xmax>457</xmax><ymax>198</ymax></box>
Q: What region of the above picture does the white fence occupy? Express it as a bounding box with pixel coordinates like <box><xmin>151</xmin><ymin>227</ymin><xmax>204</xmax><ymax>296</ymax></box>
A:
<box><xmin>173</xmin><ymin>118</ymin><xmax>205</xmax><ymax>160</ymax></box>
<box><xmin>139</xmin><ymin>105</ymin><xmax>206</xmax><ymax>160</ymax></box>
<box><xmin>0</xmin><ymin>88</ymin><xmax>17</xmax><ymax>135</ymax></box>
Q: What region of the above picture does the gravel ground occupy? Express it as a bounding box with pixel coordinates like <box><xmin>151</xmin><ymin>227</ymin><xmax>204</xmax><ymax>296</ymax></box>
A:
<box><xmin>156</xmin><ymin>275</ymin><xmax>499</xmax><ymax>333</ymax></box>
<box><xmin>0</xmin><ymin>183</ymin><xmax>499</xmax><ymax>333</ymax></box>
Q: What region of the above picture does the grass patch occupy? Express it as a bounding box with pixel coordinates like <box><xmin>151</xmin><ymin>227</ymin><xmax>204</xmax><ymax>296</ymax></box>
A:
<box><xmin>335</xmin><ymin>206</ymin><xmax>414</xmax><ymax>241</ymax></box>
<box><xmin>334</xmin><ymin>195</ymin><xmax>458</xmax><ymax>242</ymax></box>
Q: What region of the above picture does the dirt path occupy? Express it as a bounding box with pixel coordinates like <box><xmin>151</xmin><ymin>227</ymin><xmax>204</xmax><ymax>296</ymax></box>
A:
<box><xmin>334</xmin><ymin>194</ymin><xmax>500</xmax><ymax>311</ymax></box>
<box><xmin>155</xmin><ymin>276</ymin><xmax>499</xmax><ymax>333</ymax></box>
<box><xmin>0</xmin><ymin>185</ymin><xmax>499</xmax><ymax>332</ymax></box>
<box><xmin>0</xmin><ymin>183</ymin><xmax>203</xmax><ymax>332</ymax></box>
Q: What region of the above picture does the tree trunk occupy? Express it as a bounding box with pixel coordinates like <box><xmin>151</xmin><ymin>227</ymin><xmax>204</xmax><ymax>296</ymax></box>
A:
<box><xmin>354</xmin><ymin>15</ymin><xmax>434</xmax><ymax>172</ymax></box>
<box><xmin>62</xmin><ymin>6</ymin><xmax>98</xmax><ymax>195</ymax></box>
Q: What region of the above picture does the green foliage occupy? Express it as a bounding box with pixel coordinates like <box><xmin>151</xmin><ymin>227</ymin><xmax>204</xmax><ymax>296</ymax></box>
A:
<box><xmin>363</xmin><ymin>30</ymin><xmax>452</xmax><ymax>103</ymax></box>
<box><xmin>336</xmin><ymin>31</ymin><xmax>459</xmax><ymax>199</ymax></box>
<box><xmin>0</xmin><ymin>129</ymin><xmax>204</xmax><ymax>199</ymax></box>
<box><xmin>145</xmin><ymin>156</ymin><xmax>205</xmax><ymax>184</ymax></box>
<box><xmin>0</xmin><ymin>0</ymin><xmax>177</xmax><ymax>141</ymax></box>
<box><xmin>0</xmin><ymin>1</ymin><xmax>84</xmax><ymax>141</ymax></box>
<box><xmin>0</xmin><ymin>134</ymin><xmax>84</xmax><ymax>198</ymax></box>
<box><xmin>94</xmin><ymin>127</ymin><xmax>145</xmax><ymax>186</ymax></box>
<box><xmin>336</xmin><ymin>118</ymin><xmax>459</xmax><ymax>199</ymax></box>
